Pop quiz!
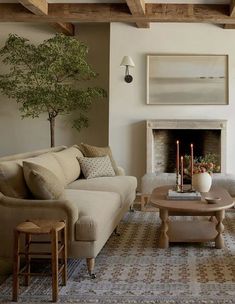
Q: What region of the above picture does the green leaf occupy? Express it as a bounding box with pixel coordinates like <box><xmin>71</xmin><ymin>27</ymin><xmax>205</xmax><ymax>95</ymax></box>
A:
<box><xmin>0</xmin><ymin>33</ymin><xmax>107</xmax><ymax>140</ymax></box>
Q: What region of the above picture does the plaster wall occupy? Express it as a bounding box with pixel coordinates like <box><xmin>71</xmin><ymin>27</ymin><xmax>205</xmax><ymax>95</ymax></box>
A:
<box><xmin>109</xmin><ymin>22</ymin><xmax>235</xmax><ymax>188</ymax></box>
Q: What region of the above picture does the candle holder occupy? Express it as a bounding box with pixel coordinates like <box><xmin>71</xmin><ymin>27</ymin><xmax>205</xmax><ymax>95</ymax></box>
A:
<box><xmin>175</xmin><ymin>171</ymin><xmax>181</xmax><ymax>192</ymax></box>
<box><xmin>180</xmin><ymin>184</ymin><xmax>184</xmax><ymax>193</ymax></box>
<box><xmin>189</xmin><ymin>175</ymin><xmax>195</xmax><ymax>192</ymax></box>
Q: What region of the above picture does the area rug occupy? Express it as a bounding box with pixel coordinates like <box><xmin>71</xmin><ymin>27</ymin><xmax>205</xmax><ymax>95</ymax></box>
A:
<box><xmin>0</xmin><ymin>211</ymin><xmax>235</xmax><ymax>304</ymax></box>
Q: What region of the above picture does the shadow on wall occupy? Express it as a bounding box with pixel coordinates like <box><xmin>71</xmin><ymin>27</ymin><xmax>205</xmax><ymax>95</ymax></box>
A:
<box><xmin>129</xmin><ymin>120</ymin><xmax>146</xmax><ymax>189</ymax></box>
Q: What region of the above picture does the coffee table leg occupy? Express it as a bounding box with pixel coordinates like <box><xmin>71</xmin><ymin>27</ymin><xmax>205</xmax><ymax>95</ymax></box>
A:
<box><xmin>159</xmin><ymin>209</ymin><xmax>169</xmax><ymax>248</ymax></box>
<box><xmin>215</xmin><ymin>210</ymin><xmax>225</xmax><ymax>249</ymax></box>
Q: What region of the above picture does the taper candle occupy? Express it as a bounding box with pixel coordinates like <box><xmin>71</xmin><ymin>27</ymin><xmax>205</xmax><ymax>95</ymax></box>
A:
<box><xmin>176</xmin><ymin>140</ymin><xmax>179</xmax><ymax>173</ymax></box>
<box><xmin>190</xmin><ymin>143</ymin><xmax>194</xmax><ymax>178</ymax></box>
<box><xmin>181</xmin><ymin>156</ymin><xmax>184</xmax><ymax>189</ymax></box>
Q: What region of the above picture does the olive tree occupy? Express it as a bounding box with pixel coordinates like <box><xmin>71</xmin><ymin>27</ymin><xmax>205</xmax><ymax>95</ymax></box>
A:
<box><xmin>0</xmin><ymin>33</ymin><xmax>106</xmax><ymax>147</ymax></box>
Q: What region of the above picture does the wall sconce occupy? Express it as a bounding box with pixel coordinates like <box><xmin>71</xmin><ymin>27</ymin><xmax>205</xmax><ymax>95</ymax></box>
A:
<box><xmin>120</xmin><ymin>56</ymin><xmax>135</xmax><ymax>83</ymax></box>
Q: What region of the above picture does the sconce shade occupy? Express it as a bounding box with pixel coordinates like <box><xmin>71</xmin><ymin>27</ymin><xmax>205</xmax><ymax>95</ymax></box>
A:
<box><xmin>120</xmin><ymin>56</ymin><xmax>135</xmax><ymax>67</ymax></box>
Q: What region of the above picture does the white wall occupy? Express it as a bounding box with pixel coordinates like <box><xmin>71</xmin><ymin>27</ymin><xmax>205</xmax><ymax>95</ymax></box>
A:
<box><xmin>0</xmin><ymin>23</ymin><xmax>109</xmax><ymax>156</ymax></box>
<box><xmin>109</xmin><ymin>22</ymin><xmax>235</xmax><ymax>188</ymax></box>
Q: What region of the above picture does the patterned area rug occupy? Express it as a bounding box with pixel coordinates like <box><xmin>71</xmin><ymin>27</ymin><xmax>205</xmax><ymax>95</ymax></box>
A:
<box><xmin>1</xmin><ymin>211</ymin><xmax>235</xmax><ymax>304</ymax></box>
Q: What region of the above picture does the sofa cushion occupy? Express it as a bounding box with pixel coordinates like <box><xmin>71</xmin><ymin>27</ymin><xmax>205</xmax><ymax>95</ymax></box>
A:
<box><xmin>78</xmin><ymin>143</ymin><xmax>119</xmax><ymax>175</ymax></box>
<box><xmin>23</xmin><ymin>161</ymin><xmax>65</xmax><ymax>200</ymax></box>
<box><xmin>0</xmin><ymin>161</ymin><xmax>29</xmax><ymax>198</ymax></box>
<box><xmin>78</xmin><ymin>156</ymin><xmax>115</xmax><ymax>179</ymax></box>
<box><xmin>53</xmin><ymin>146</ymin><xmax>83</xmax><ymax>184</ymax></box>
<box><xmin>67</xmin><ymin>176</ymin><xmax>137</xmax><ymax>206</ymax></box>
<box><xmin>65</xmin><ymin>189</ymin><xmax>121</xmax><ymax>241</ymax></box>
<box><xmin>25</xmin><ymin>153</ymin><xmax>66</xmax><ymax>185</ymax></box>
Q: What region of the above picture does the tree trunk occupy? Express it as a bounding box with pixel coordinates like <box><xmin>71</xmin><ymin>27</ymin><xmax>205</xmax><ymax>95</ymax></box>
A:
<box><xmin>49</xmin><ymin>115</ymin><xmax>55</xmax><ymax>148</ymax></box>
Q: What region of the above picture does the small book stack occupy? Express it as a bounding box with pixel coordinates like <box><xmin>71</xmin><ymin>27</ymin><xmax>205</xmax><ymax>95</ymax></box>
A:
<box><xmin>167</xmin><ymin>189</ymin><xmax>201</xmax><ymax>201</ymax></box>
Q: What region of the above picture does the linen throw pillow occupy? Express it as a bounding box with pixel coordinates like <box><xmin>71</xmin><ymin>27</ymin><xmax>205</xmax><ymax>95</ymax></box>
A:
<box><xmin>78</xmin><ymin>143</ymin><xmax>119</xmax><ymax>175</ymax></box>
<box><xmin>23</xmin><ymin>161</ymin><xmax>64</xmax><ymax>200</ymax></box>
<box><xmin>0</xmin><ymin>161</ymin><xmax>30</xmax><ymax>198</ymax></box>
<box><xmin>78</xmin><ymin>156</ymin><xmax>115</xmax><ymax>179</ymax></box>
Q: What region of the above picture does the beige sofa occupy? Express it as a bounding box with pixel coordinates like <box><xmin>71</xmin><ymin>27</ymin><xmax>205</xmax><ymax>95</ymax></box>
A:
<box><xmin>0</xmin><ymin>146</ymin><xmax>137</xmax><ymax>277</ymax></box>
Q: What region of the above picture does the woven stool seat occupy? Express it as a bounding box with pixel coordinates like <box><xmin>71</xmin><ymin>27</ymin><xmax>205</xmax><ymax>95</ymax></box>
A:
<box><xmin>12</xmin><ymin>219</ymin><xmax>67</xmax><ymax>302</ymax></box>
<box><xmin>16</xmin><ymin>220</ymin><xmax>65</xmax><ymax>234</ymax></box>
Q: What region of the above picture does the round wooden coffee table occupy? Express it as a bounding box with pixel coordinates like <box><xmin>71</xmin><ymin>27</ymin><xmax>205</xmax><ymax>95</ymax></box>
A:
<box><xmin>150</xmin><ymin>185</ymin><xmax>234</xmax><ymax>249</ymax></box>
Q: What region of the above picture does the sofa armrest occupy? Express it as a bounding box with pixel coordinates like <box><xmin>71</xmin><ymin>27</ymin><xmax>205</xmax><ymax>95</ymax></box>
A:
<box><xmin>116</xmin><ymin>166</ymin><xmax>125</xmax><ymax>176</ymax></box>
<box><xmin>0</xmin><ymin>193</ymin><xmax>79</xmax><ymax>257</ymax></box>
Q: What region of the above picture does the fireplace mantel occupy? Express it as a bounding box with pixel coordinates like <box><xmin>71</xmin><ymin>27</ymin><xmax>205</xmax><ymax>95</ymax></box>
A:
<box><xmin>146</xmin><ymin>119</ymin><xmax>227</xmax><ymax>174</ymax></box>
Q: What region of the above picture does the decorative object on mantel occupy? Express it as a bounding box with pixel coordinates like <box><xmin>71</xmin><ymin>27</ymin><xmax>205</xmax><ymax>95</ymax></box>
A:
<box><xmin>146</xmin><ymin>54</ymin><xmax>228</xmax><ymax>105</ymax></box>
<box><xmin>120</xmin><ymin>56</ymin><xmax>135</xmax><ymax>83</ymax></box>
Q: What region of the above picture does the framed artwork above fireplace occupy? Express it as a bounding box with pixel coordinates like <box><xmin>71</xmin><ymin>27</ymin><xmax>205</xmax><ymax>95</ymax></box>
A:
<box><xmin>146</xmin><ymin>54</ymin><xmax>228</xmax><ymax>105</ymax></box>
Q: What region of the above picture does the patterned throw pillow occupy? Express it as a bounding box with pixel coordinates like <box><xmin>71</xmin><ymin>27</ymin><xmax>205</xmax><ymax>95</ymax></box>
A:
<box><xmin>78</xmin><ymin>156</ymin><xmax>115</xmax><ymax>179</ymax></box>
<box><xmin>78</xmin><ymin>143</ymin><xmax>119</xmax><ymax>175</ymax></box>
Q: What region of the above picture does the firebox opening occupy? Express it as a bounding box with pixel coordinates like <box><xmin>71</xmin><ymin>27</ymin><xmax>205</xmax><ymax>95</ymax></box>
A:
<box><xmin>153</xmin><ymin>129</ymin><xmax>221</xmax><ymax>173</ymax></box>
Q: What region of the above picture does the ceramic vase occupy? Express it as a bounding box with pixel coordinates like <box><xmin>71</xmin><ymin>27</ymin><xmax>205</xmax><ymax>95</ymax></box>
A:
<box><xmin>192</xmin><ymin>172</ymin><xmax>212</xmax><ymax>193</ymax></box>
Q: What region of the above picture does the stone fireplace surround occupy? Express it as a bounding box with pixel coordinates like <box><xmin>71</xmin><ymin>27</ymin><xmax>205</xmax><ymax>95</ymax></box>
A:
<box><xmin>146</xmin><ymin>119</ymin><xmax>227</xmax><ymax>174</ymax></box>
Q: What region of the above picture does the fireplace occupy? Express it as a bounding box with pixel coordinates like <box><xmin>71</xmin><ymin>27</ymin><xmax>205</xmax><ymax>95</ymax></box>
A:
<box><xmin>146</xmin><ymin>120</ymin><xmax>227</xmax><ymax>174</ymax></box>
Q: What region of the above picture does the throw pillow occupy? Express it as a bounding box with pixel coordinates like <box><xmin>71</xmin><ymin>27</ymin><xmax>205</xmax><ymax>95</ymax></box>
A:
<box><xmin>25</xmin><ymin>154</ymin><xmax>66</xmax><ymax>186</ymax></box>
<box><xmin>0</xmin><ymin>161</ymin><xmax>30</xmax><ymax>198</ymax></box>
<box><xmin>23</xmin><ymin>161</ymin><xmax>64</xmax><ymax>200</ymax></box>
<box><xmin>78</xmin><ymin>143</ymin><xmax>119</xmax><ymax>175</ymax></box>
<box><xmin>78</xmin><ymin>156</ymin><xmax>115</xmax><ymax>179</ymax></box>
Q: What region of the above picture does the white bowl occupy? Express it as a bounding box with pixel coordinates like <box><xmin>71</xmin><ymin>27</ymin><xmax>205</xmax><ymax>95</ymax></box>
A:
<box><xmin>205</xmin><ymin>197</ymin><xmax>221</xmax><ymax>204</ymax></box>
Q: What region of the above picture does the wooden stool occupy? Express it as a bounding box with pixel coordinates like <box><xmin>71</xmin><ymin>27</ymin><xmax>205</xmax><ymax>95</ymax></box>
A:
<box><xmin>12</xmin><ymin>219</ymin><xmax>67</xmax><ymax>302</ymax></box>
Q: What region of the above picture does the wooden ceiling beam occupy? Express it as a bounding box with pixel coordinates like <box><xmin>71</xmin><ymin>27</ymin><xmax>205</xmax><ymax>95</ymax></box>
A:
<box><xmin>50</xmin><ymin>22</ymin><xmax>75</xmax><ymax>36</ymax></box>
<box><xmin>126</xmin><ymin>0</ymin><xmax>150</xmax><ymax>28</ymax></box>
<box><xmin>19</xmin><ymin>0</ymin><xmax>48</xmax><ymax>16</ymax></box>
<box><xmin>0</xmin><ymin>3</ymin><xmax>234</xmax><ymax>26</ymax></box>
<box><xmin>223</xmin><ymin>0</ymin><xmax>235</xmax><ymax>28</ymax></box>
<box><xmin>224</xmin><ymin>24</ymin><xmax>235</xmax><ymax>28</ymax></box>
<box><xmin>230</xmin><ymin>0</ymin><xmax>235</xmax><ymax>16</ymax></box>
<box><xmin>18</xmin><ymin>1</ymin><xmax>75</xmax><ymax>36</ymax></box>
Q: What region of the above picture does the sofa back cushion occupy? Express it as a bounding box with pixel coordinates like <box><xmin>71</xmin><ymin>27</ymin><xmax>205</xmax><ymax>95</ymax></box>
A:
<box><xmin>52</xmin><ymin>146</ymin><xmax>83</xmax><ymax>184</ymax></box>
<box><xmin>0</xmin><ymin>146</ymin><xmax>66</xmax><ymax>162</ymax></box>
<box><xmin>23</xmin><ymin>161</ymin><xmax>65</xmax><ymax>200</ymax></box>
<box><xmin>0</xmin><ymin>161</ymin><xmax>29</xmax><ymax>198</ymax></box>
<box><xmin>25</xmin><ymin>153</ymin><xmax>66</xmax><ymax>186</ymax></box>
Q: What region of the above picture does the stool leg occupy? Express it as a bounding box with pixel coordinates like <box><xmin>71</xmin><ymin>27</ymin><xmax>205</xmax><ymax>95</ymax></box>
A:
<box><xmin>24</xmin><ymin>233</ymin><xmax>31</xmax><ymax>286</ymax></box>
<box><xmin>61</xmin><ymin>226</ymin><xmax>67</xmax><ymax>286</ymax></box>
<box><xmin>12</xmin><ymin>230</ymin><xmax>20</xmax><ymax>302</ymax></box>
<box><xmin>51</xmin><ymin>230</ymin><xmax>58</xmax><ymax>302</ymax></box>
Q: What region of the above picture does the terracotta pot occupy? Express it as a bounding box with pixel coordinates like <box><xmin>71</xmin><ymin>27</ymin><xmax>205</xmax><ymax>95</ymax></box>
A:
<box><xmin>192</xmin><ymin>172</ymin><xmax>212</xmax><ymax>193</ymax></box>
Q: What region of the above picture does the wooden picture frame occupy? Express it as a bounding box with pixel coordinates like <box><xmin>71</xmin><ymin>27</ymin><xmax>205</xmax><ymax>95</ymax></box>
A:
<box><xmin>146</xmin><ymin>54</ymin><xmax>229</xmax><ymax>105</ymax></box>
